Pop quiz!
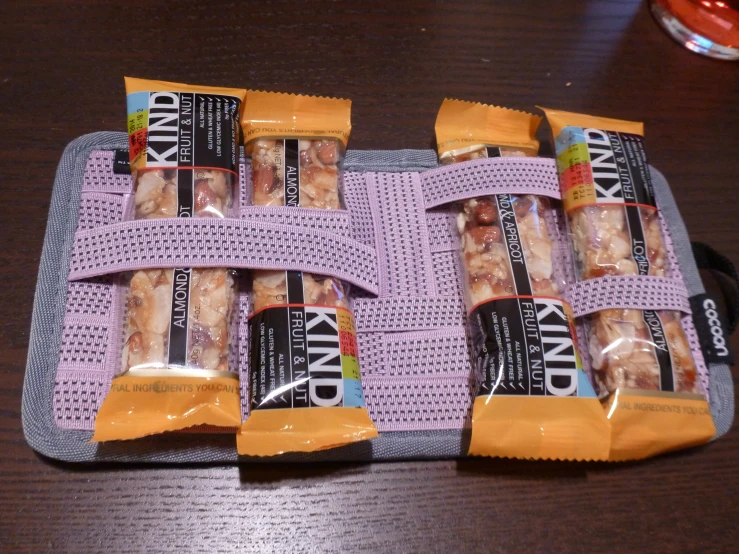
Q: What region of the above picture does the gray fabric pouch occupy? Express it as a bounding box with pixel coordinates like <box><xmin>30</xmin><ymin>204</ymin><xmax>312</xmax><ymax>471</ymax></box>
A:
<box><xmin>22</xmin><ymin>132</ymin><xmax>735</xmax><ymax>463</ymax></box>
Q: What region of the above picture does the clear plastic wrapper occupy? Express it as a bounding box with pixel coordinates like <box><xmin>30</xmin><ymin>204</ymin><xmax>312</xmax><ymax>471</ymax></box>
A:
<box><xmin>570</xmin><ymin>204</ymin><xmax>698</xmax><ymax>395</ymax></box>
<box><xmin>92</xmin><ymin>78</ymin><xmax>245</xmax><ymax>442</ymax></box>
<box><xmin>459</xmin><ymin>194</ymin><xmax>562</xmax><ymax>307</ymax></box>
<box><xmin>133</xmin><ymin>168</ymin><xmax>233</xmax><ymax>219</ymax></box>
<box><xmin>249</xmin><ymin>137</ymin><xmax>349</xmax><ymax>314</ymax></box>
<box><xmin>252</xmin><ymin>138</ymin><xmax>342</xmax><ymax>210</ymax></box>
<box><xmin>125</xmin><ymin>167</ymin><xmax>236</xmax><ymax>374</ymax></box>
<box><xmin>237</xmin><ymin>91</ymin><xmax>377</xmax><ymax>456</ymax></box>
<box><xmin>436</xmin><ymin>99</ymin><xmax>610</xmax><ymax>461</ymax></box>
<box><xmin>122</xmin><ymin>267</ymin><xmax>236</xmax><ymax>374</ymax></box>
<box><xmin>541</xmin><ymin>106</ymin><xmax>715</xmax><ymax>459</ymax></box>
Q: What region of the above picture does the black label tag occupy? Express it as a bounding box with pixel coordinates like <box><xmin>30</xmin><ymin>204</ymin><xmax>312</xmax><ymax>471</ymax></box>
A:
<box><xmin>113</xmin><ymin>149</ymin><xmax>131</xmax><ymax>174</ymax></box>
<box><xmin>470</xmin><ymin>297</ymin><xmax>581</xmax><ymax>397</ymax></box>
<box><xmin>485</xmin><ymin>146</ymin><xmax>502</xmax><ymax>158</ymax></box>
<box><xmin>690</xmin><ymin>293</ymin><xmax>734</xmax><ymax>365</ymax></box>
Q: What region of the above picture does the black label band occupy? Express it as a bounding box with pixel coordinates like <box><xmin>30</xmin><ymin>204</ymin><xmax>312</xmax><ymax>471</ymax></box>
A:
<box><xmin>283</xmin><ymin>139</ymin><xmax>301</xmax><ymax>207</ymax></box>
<box><xmin>584</xmin><ymin>129</ymin><xmax>657</xmax><ymax>208</ymax></box>
<box><xmin>471</xmin><ymin>297</ymin><xmax>580</xmax><ymax>397</ymax></box>
<box><xmin>146</xmin><ymin>92</ymin><xmax>240</xmax><ymax>173</ymax></box>
<box><xmin>624</xmin><ymin>204</ymin><xmax>652</xmax><ymax>277</ymax></box>
<box><xmin>250</xmin><ymin>305</ymin><xmax>349</xmax><ymax>410</ymax></box>
<box><xmin>496</xmin><ymin>194</ymin><xmax>532</xmax><ymax>296</ymax></box>
<box><xmin>287</xmin><ymin>271</ymin><xmax>305</xmax><ymax>304</ymax></box>
<box><xmin>167</xmin><ymin>267</ymin><xmax>192</xmax><ymax>367</ymax></box>
<box><xmin>642</xmin><ymin>310</ymin><xmax>675</xmax><ymax>391</ymax></box>
<box><xmin>176</xmin><ymin>168</ymin><xmax>194</xmax><ymax>218</ymax></box>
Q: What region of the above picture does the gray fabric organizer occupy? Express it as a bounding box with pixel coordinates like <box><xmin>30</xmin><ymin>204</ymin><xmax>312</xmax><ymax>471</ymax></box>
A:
<box><xmin>22</xmin><ymin>132</ymin><xmax>735</xmax><ymax>463</ymax></box>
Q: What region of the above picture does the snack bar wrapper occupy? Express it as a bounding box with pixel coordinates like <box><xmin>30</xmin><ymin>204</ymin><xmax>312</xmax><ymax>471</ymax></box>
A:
<box><xmin>436</xmin><ymin>100</ymin><xmax>610</xmax><ymax>460</ymax></box>
<box><xmin>237</xmin><ymin>91</ymin><xmax>378</xmax><ymax>456</ymax></box>
<box><xmin>92</xmin><ymin>78</ymin><xmax>245</xmax><ymax>441</ymax></box>
<box><xmin>540</xmin><ymin>107</ymin><xmax>716</xmax><ymax>460</ymax></box>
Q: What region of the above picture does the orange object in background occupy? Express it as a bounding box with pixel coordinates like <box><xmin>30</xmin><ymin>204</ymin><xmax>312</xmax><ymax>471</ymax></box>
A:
<box><xmin>650</xmin><ymin>0</ymin><xmax>739</xmax><ymax>59</ymax></box>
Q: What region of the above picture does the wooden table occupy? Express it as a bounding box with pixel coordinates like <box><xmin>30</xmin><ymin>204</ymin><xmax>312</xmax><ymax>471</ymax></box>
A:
<box><xmin>1</xmin><ymin>1</ymin><xmax>737</xmax><ymax>552</ymax></box>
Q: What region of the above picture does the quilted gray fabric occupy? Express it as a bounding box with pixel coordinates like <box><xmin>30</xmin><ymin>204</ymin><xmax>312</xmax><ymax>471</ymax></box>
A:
<box><xmin>21</xmin><ymin>132</ymin><xmax>733</xmax><ymax>463</ymax></box>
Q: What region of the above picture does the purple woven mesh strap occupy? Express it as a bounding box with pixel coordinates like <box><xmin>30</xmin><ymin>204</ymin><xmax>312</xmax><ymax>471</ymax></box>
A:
<box><xmin>54</xmin><ymin>369</ymin><xmax>112</xmax><ymax>429</ymax></box>
<box><xmin>77</xmin><ymin>192</ymin><xmax>129</xmax><ymax>230</ymax></box>
<box><xmin>238</xmin><ymin>205</ymin><xmax>352</xmax><ymax>236</ymax></box>
<box><xmin>353</xmin><ymin>297</ymin><xmax>465</xmax><ymax>332</ymax></box>
<box><xmin>367</xmin><ymin>172</ymin><xmax>437</xmax><ymax>297</ymax></box>
<box><xmin>364</xmin><ymin>376</ymin><xmax>472</xmax><ymax>431</ymax></box>
<box><xmin>343</xmin><ymin>172</ymin><xmax>377</xmax><ymax>247</ymax></box>
<box><xmin>358</xmin><ymin>327</ymin><xmax>470</xmax><ymax>377</ymax></box>
<box><xmin>82</xmin><ymin>150</ymin><xmax>133</xmax><ymax>194</ymax></box>
<box><xmin>68</xmin><ymin>218</ymin><xmax>380</xmax><ymax>294</ymax></box>
<box><xmin>52</xmin><ymin>151</ymin><xmax>713</xmax><ymax>436</ymax></box>
<box><xmin>426</xmin><ymin>211</ymin><xmax>458</xmax><ymax>253</ymax></box>
<box><xmin>419</xmin><ymin>157</ymin><xmax>562</xmax><ymax>209</ymax></box>
<box><xmin>564</xmin><ymin>275</ymin><xmax>692</xmax><ymax>318</ymax></box>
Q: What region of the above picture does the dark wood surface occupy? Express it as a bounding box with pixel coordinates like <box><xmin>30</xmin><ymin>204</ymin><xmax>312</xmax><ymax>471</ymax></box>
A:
<box><xmin>1</xmin><ymin>1</ymin><xmax>738</xmax><ymax>552</ymax></box>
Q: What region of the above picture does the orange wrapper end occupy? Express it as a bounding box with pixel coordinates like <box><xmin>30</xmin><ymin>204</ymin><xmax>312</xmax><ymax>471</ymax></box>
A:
<box><xmin>91</xmin><ymin>375</ymin><xmax>242</xmax><ymax>442</ymax></box>
<box><xmin>237</xmin><ymin>407</ymin><xmax>378</xmax><ymax>456</ymax></box>
<box><xmin>605</xmin><ymin>390</ymin><xmax>715</xmax><ymax>461</ymax></box>
<box><xmin>469</xmin><ymin>396</ymin><xmax>611</xmax><ymax>461</ymax></box>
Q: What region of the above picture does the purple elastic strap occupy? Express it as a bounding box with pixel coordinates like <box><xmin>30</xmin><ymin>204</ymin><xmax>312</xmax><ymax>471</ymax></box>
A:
<box><xmin>356</xmin><ymin>327</ymin><xmax>470</xmax><ymax>378</ymax></box>
<box><xmin>420</xmin><ymin>157</ymin><xmax>562</xmax><ymax>209</ymax></box>
<box><xmin>53</xmin><ymin>149</ymin><xmax>713</xmax><ymax>433</ymax></box>
<box><xmin>53</xmin><ymin>369</ymin><xmax>111</xmax><ymax>429</ymax></box>
<box><xmin>342</xmin><ymin>172</ymin><xmax>378</xmax><ymax>247</ymax></box>
<box><xmin>564</xmin><ymin>275</ymin><xmax>691</xmax><ymax>318</ymax></box>
<box><xmin>426</xmin><ymin>211</ymin><xmax>459</xmax><ymax>253</ymax></box>
<box><xmin>353</xmin><ymin>296</ymin><xmax>465</xmax><ymax>332</ymax></box>
<box><xmin>367</xmin><ymin>172</ymin><xmax>437</xmax><ymax>297</ymax></box>
<box><xmin>68</xmin><ymin>217</ymin><xmax>380</xmax><ymax>295</ymax></box>
<box><xmin>238</xmin><ymin>205</ymin><xmax>352</xmax><ymax>237</ymax></box>
<box><xmin>364</xmin><ymin>375</ymin><xmax>472</xmax><ymax>432</ymax></box>
<box><xmin>77</xmin><ymin>192</ymin><xmax>128</xmax><ymax>231</ymax></box>
<box><xmin>82</xmin><ymin>150</ymin><xmax>133</xmax><ymax>194</ymax></box>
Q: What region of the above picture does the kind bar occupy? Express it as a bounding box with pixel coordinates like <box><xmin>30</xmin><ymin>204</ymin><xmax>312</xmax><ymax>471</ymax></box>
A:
<box><xmin>237</xmin><ymin>91</ymin><xmax>377</xmax><ymax>456</ymax></box>
<box><xmin>92</xmin><ymin>78</ymin><xmax>245</xmax><ymax>442</ymax></box>
<box><xmin>541</xmin><ymin>107</ymin><xmax>715</xmax><ymax>459</ymax></box>
<box><xmin>436</xmin><ymin>100</ymin><xmax>610</xmax><ymax>461</ymax></box>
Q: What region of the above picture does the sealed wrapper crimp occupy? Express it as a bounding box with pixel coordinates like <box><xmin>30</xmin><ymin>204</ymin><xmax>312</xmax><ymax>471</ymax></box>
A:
<box><xmin>92</xmin><ymin>78</ymin><xmax>246</xmax><ymax>442</ymax></box>
<box><xmin>436</xmin><ymin>100</ymin><xmax>610</xmax><ymax>461</ymax></box>
<box><xmin>540</xmin><ymin>107</ymin><xmax>716</xmax><ymax>460</ymax></box>
<box><xmin>237</xmin><ymin>91</ymin><xmax>377</xmax><ymax>456</ymax></box>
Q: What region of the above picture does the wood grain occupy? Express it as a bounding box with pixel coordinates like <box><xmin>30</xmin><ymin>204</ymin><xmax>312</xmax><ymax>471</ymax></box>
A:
<box><xmin>0</xmin><ymin>0</ymin><xmax>737</xmax><ymax>552</ymax></box>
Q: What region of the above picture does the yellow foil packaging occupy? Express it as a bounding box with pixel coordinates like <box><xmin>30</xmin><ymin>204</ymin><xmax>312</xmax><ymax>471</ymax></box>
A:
<box><xmin>92</xmin><ymin>78</ymin><xmax>246</xmax><ymax>441</ymax></box>
<box><xmin>237</xmin><ymin>91</ymin><xmax>378</xmax><ymax>456</ymax></box>
<box><xmin>540</xmin><ymin>107</ymin><xmax>715</xmax><ymax>460</ymax></box>
<box><xmin>436</xmin><ymin>100</ymin><xmax>611</xmax><ymax>460</ymax></box>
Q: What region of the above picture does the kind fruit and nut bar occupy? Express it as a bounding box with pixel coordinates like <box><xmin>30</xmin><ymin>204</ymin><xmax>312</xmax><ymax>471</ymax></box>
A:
<box><xmin>92</xmin><ymin>78</ymin><xmax>245</xmax><ymax>442</ymax></box>
<box><xmin>237</xmin><ymin>91</ymin><xmax>377</xmax><ymax>456</ymax></box>
<box><xmin>541</xmin><ymin>107</ymin><xmax>715</xmax><ymax>460</ymax></box>
<box><xmin>436</xmin><ymin>100</ymin><xmax>610</xmax><ymax>461</ymax></box>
